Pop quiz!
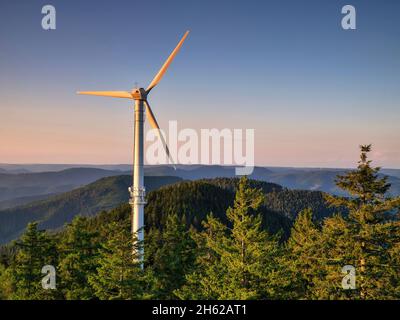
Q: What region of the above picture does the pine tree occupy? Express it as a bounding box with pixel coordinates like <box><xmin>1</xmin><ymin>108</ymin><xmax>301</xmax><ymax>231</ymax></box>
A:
<box><xmin>387</xmin><ymin>219</ymin><xmax>400</xmax><ymax>297</ymax></box>
<box><xmin>144</xmin><ymin>226</ymin><xmax>162</xmax><ymax>268</ymax></box>
<box><xmin>310</xmin><ymin>213</ymin><xmax>357</xmax><ymax>299</ymax></box>
<box><xmin>148</xmin><ymin>213</ymin><xmax>195</xmax><ymax>299</ymax></box>
<box><xmin>10</xmin><ymin>222</ymin><xmax>58</xmax><ymax>300</ymax></box>
<box><xmin>177</xmin><ymin>176</ymin><xmax>284</xmax><ymax>299</ymax></box>
<box><xmin>175</xmin><ymin>213</ymin><xmax>227</xmax><ymax>299</ymax></box>
<box><xmin>284</xmin><ymin>208</ymin><xmax>325</xmax><ymax>299</ymax></box>
<box><xmin>0</xmin><ymin>263</ymin><xmax>13</xmax><ymax>299</ymax></box>
<box><xmin>220</xmin><ymin>176</ymin><xmax>278</xmax><ymax>299</ymax></box>
<box><xmin>89</xmin><ymin>219</ymin><xmax>146</xmax><ymax>300</ymax></box>
<box><xmin>0</xmin><ymin>264</ymin><xmax>5</xmax><ymax>299</ymax></box>
<box><xmin>58</xmin><ymin>216</ymin><xmax>99</xmax><ymax>300</ymax></box>
<box><xmin>319</xmin><ymin>145</ymin><xmax>400</xmax><ymax>299</ymax></box>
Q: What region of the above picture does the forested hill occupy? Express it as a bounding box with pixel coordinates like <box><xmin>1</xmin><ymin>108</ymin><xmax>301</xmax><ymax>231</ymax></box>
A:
<box><xmin>0</xmin><ymin>168</ymin><xmax>128</xmax><ymax>203</ymax></box>
<box><xmin>88</xmin><ymin>178</ymin><xmax>336</xmax><ymax>241</ymax></box>
<box><xmin>144</xmin><ymin>178</ymin><xmax>336</xmax><ymax>236</ymax></box>
<box><xmin>0</xmin><ymin>176</ymin><xmax>338</xmax><ymax>244</ymax></box>
<box><xmin>1</xmin><ymin>166</ymin><xmax>399</xmax><ymax>211</ymax></box>
<box><xmin>1</xmin><ymin>149</ymin><xmax>399</xmax><ymax>300</ymax></box>
<box><xmin>0</xmin><ymin>175</ymin><xmax>181</xmax><ymax>244</ymax></box>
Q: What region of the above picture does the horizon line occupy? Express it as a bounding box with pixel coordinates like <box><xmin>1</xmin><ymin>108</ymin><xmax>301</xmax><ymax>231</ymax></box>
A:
<box><xmin>1</xmin><ymin>163</ymin><xmax>399</xmax><ymax>171</ymax></box>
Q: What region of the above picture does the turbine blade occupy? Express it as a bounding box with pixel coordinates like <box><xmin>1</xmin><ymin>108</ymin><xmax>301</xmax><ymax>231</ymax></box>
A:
<box><xmin>77</xmin><ymin>91</ymin><xmax>133</xmax><ymax>99</ymax></box>
<box><xmin>144</xmin><ymin>100</ymin><xmax>176</xmax><ymax>169</ymax></box>
<box><xmin>146</xmin><ymin>31</ymin><xmax>189</xmax><ymax>93</ymax></box>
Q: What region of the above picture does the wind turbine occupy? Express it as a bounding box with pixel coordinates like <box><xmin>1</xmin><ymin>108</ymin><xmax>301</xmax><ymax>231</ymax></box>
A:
<box><xmin>77</xmin><ymin>31</ymin><xmax>189</xmax><ymax>261</ymax></box>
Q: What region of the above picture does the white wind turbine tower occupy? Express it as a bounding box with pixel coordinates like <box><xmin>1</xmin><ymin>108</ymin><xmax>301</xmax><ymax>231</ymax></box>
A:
<box><xmin>77</xmin><ymin>31</ymin><xmax>189</xmax><ymax>262</ymax></box>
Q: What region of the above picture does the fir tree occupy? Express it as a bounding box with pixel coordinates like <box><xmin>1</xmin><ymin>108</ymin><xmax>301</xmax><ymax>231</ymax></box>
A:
<box><xmin>58</xmin><ymin>216</ymin><xmax>99</xmax><ymax>300</ymax></box>
<box><xmin>89</xmin><ymin>219</ymin><xmax>145</xmax><ymax>300</ymax></box>
<box><xmin>0</xmin><ymin>263</ymin><xmax>13</xmax><ymax>299</ymax></box>
<box><xmin>10</xmin><ymin>222</ymin><xmax>58</xmax><ymax>300</ymax></box>
<box><xmin>220</xmin><ymin>176</ymin><xmax>276</xmax><ymax>299</ymax></box>
<box><xmin>320</xmin><ymin>145</ymin><xmax>400</xmax><ymax>299</ymax></box>
<box><xmin>148</xmin><ymin>213</ymin><xmax>195</xmax><ymax>299</ymax></box>
<box><xmin>177</xmin><ymin>176</ymin><xmax>284</xmax><ymax>299</ymax></box>
<box><xmin>175</xmin><ymin>213</ymin><xmax>227</xmax><ymax>299</ymax></box>
<box><xmin>284</xmin><ymin>208</ymin><xmax>325</xmax><ymax>299</ymax></box>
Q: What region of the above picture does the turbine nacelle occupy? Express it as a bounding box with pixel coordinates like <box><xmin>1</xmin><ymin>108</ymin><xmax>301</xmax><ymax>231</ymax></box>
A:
<box><xmin>131</xmin><ymin>88</ymin><xmax>147</xmax><ymax>101</ymax></box>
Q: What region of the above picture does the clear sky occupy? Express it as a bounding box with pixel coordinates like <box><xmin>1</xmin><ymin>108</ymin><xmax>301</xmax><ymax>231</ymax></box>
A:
<box><xmin>0</xmin><ymin>0</ymin><xmax>399</xmax><ymax>168</ymax></box>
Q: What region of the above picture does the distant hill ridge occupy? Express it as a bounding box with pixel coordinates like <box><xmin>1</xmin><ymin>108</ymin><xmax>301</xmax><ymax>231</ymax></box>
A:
<box><xmin>0</xmin><ymin>176</ymin><xmax>337</xmax><ymax>244</ymax></box>
<box><xmin>0</xmin><ymin>175</ymin><xmax>181</xmax><ymax>244</ymax></box>
<box><xmin>1</xmin><ymin>165</ymin><xmax>399</xmax><ymax>208</ymax></box>
<box><xmin>0</xmin><ymin>167</ymin><xmax>127</xmax><ymax>203</ymax></box>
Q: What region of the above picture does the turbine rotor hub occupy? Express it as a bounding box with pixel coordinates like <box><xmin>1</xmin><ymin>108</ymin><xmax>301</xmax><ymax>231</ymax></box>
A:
<box><xmin>131</xmin><ymin>87</ymin><xmax>147</xmax><ymax>100</ymax></box>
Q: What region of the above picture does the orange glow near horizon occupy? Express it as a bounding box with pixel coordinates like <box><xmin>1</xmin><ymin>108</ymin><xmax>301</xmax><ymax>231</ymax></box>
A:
<box><xmin>1</xmin><ymin>94</ymin><xmax>399</xmax><ymax>168</ymax></box>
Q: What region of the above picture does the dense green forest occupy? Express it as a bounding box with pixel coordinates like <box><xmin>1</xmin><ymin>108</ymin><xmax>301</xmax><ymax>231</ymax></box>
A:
<box><xmin>0</xmin><ymin>174</ymin><xmax>335</xmax><ymax>244</ymax></box>
<box><xmin>0</xmin><ymin>176</ymin><xmax>182</xmax><ymax>244</ymax></box>
<box><xmin>0</xmin><ymin>146</ymin><xmax>399</xmax><ymax>300</ymax></box>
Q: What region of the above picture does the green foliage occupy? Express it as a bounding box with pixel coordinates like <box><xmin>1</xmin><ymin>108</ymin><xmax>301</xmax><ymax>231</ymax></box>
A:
<box><xmin>88</xmin><ymin>219</ymin><xmax>146</xmax><ymax>300</ymax></box>
<box><xmin>176</xmin><ymin>177</ymin><xmax>286</xmax><ymax>299</ymax></box>
<box><xmin>264</xmin><ymin>189</ymin><xmax>339</xmax><ymax>220</ymax></box>
<box><xmin>9</xmin><ymin>222</ymin><xmax>59</xmax><ymax>300</ymax></box>
<box><xmin>285</xmin><ymin>145</ymin><xmax>400</xmax><ymax>299</ymax></box>
<box><xmin>145</xmin><ymin>178</ymin><xmax>322</xmax><ymax>238</ymax></box>
<box><xmin>0</xmin><ymin>175</ymin><xmax>182</xmax><ymax>244</ymax></box>
<box><xmin>0</xmin><ymin>263</ymin><xmax>13</xmax><ymax>299</ymax></box>
<box><xmin>146</xmin><ymin>213</ymin><xmax>196</xmax><ymax>299</ymax></box>
<box><xmin>57</xmin><ymin>217</ymin><xmax>100</xmax><ymax>300</ymax></box>
<box><xmin>0</xmin><ymin>264</ymin><xmax>4</xmax><ymax>298</ymax></box>
<box><xmin>175</xmin><ymin>214</ymin><xmax>227</xmax><ymax>300</ymax></box>
<box><xmin>321</xmin><ymin>145</ymin><xmax>400</xmax><ymax>299</ymax></box>
<box><xmin>1</xmin><ymin>150</ymin><xmax>399</xmax><ymax>300</ymax></box>
<box><xmin>284</xmin><ymin>208</ymin><xmax>324</xmax><ymax>299</ymax></box>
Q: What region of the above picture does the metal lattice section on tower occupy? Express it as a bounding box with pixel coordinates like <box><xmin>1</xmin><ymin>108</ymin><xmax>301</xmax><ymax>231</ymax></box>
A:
<box><xmin>129</xmin><ymin>186</ymin><xmax>147</xmax><ymax>205</ymax></box>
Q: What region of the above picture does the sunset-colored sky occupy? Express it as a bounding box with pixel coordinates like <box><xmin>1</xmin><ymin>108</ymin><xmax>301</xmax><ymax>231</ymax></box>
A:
<box><xmin>1</xmin><ymin>0</ymin><xmax>399</xmax><ymax>168</ymax></box>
